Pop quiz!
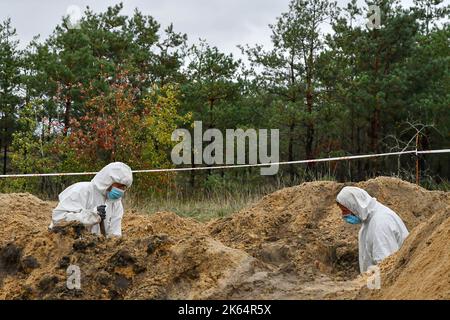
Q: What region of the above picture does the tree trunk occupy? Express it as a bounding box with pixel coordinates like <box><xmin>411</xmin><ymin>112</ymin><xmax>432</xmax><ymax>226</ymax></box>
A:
<box><xmin>64</xmin><ymin>97</ymin><xmax>72</xmax><ymax>136</ymax></box>
<box><xmin>305</xmin><ymin>45</ymin><xmax>315</xmax><ymax>167</ymax></box>
<box><xmin>3</xmin><ymin>133</ymin><xmax>8</xmax><ymax>175</ymax></box>
<box><xmin>305</xmin><ymin>88</ymin><xmax>315</xmax><ymax>167</ymax></box>
<box><xmin>369</xmin><ymin>46</ymin><xmax>381</xmax><ymax>176</ymax></box>
<box><xmin>356</xmin><ymin>126</ymin><xmax>362</xmax><ymax>180</ymax></box>
<box><xmin>370</xmin><ymin>99</ymin><xmax>381</xmax><ymax>153</ymax></box>
<box><xmin>288</xmin><ymin>120</ymin><xmax>295</xmax><ymax>183</ymax></box>
<box><xmin>419</xmin><ymin>130</ymin><xmax>430</xmax><ymax>181</ymax></box>
<box><xmin>0</xmin><ymin>116</ymin><xmax>3</xmax><ymax>175</ymax></box>
<box><xmin>207</xmin><ymin>98</ymin><xmax>214</xmax><ymax>176</ymax></box>
<box><xmin>2</xmin><ymin>115</ymin><xmax>7</xmax><ymax>175</ymax></box>
<box><xmin>190</xmin><ymin>143</ymin><xmax>195</xmax><ymax>191</ymax></box>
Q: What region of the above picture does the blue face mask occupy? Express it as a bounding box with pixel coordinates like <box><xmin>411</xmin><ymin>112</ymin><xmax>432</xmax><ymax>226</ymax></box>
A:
<box><xmin>343</xmin><ymin>214</ymin><xmax>362</xmax><ymax>225</ymax></box>
<box><xmin>107</xmin><ymin>187</ymin><xmax>125</xmax><ymax>200</ymax></box>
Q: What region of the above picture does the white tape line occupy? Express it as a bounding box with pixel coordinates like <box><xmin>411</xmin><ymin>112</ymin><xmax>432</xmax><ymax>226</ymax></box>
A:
<box><xmin>416</xmin><ymin>149</ymin><xmax>450</xmax><ymax>154</ymax></box>
<box><xmin>134</xmin><ymin>150</ymin><xmax>418</xmax><ymax>173</ymax></box>
<box><xmin>0</xmin><ymin>149</ymin><xmax>449</xmax><ymax>178</ymax></box>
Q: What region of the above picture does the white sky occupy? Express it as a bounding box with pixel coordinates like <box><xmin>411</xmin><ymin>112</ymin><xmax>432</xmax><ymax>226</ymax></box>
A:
<box><xmin>1</xmin><ymin>0</ymin><xmax>419</xmax><ymax>58</ymax></box>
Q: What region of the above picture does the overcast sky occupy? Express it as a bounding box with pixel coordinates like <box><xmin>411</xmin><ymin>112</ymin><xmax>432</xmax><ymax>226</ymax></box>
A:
<box><xmin>1</xmin><ymin>0</ymin><xmax>417</xmax><ymax>58</ymax></box>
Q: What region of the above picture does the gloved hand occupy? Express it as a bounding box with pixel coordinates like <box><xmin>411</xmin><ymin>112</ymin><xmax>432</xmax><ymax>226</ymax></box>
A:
<box><xmin>97</xmin><ymin>205</ymin><xmax>107</xmax><ymax>220</ymax></box>
<box><xmin>78</xmin><ymin>209</ymin><xmax>101</xmax><ymax>226</ymax></box>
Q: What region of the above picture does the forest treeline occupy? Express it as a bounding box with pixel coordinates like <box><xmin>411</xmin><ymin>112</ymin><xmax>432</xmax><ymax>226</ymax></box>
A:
<box><xmin>0</xmin><ymin>0</ymin><xmax>449</xmax><ymax>198</ymax></box>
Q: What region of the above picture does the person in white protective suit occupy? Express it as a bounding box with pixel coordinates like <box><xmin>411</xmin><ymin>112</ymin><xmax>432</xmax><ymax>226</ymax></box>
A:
<box><xmin>336</xmin><ymin>186</ymin><xmax>409</xmax><ymax>273</ymax></box>
<box><xmin>49</xmin><ymin>162</ymin><xmax>133</xmax><ymax>237</ymax></box>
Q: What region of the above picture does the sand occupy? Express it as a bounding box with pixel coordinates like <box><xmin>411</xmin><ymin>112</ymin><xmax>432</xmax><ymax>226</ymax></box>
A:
<box><xmin>0</xmin><ymin>177</ymin><xmax>449</xmax><ymax>299</ymax></box>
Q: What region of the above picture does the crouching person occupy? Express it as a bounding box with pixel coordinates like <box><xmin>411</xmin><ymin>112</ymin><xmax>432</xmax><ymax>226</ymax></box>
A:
<box><xmin>336</xmin><ymin>186</ymin><xmax>409</xmax><ymax>273</ymax></box>
<box><xmin>49</xmin><ymin>162</ymin><xmax>133</xmax><ymax>237</ymax></box>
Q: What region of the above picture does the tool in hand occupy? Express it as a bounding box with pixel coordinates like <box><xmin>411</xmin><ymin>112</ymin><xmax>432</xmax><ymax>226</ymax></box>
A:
<box><xmin>96</xmin><ymin>205</ymin><xmax>107</xmax><ymax>236</ymax></box>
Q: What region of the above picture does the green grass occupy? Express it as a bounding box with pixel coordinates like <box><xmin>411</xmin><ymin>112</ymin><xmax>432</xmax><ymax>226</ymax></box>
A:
<box><xmin>125</xmin><ymin>192</ymin><xmax>264</xmax><ymax>222</ymax></box>
<box><xmin>124</xmin><ymin>171</ymin><xmax>337</xmax><ymax>222</ymax></box>
<box><xmin>125</xmin><ymin>173</ymin><xmax>450</xmax><ymax>223</ymax></box>
<box><xmin>127</xmin><ymin>195</ymin><xmax>259</xmax><ymax>222</ymax></box>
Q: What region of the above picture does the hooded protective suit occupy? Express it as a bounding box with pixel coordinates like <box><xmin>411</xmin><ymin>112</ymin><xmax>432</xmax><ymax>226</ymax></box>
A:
<box><xmin>336</xmin><ymin>186</ymin><xmax>409</xmax><ymax>273</ymax></box>
<box><xmin>49</xmin><ymin>162</ymin><xmax>133</xmax><ymax>237</ymax></box>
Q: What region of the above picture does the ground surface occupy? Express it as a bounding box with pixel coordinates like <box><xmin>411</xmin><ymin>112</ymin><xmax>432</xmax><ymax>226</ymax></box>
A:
<box><xmin>1</xmin><ymin>177</ymin><xmax>449</xmax><ymax>299</ymax></box>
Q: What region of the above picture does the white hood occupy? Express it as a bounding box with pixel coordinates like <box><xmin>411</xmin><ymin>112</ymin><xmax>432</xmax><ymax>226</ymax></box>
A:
<box><xmin>336</xmin><ymin>186</ymin><xmax>409</xmax><ymax>273</ymax></box>
<box><xmin>336</xmin><ymin>186</ymin><xmax>377</xmax><ymax>221</ymax></box>
<box><xmin>91</xmin><ymin>162</ymin><xmax>133</xmax><ymax>195</ymax></box>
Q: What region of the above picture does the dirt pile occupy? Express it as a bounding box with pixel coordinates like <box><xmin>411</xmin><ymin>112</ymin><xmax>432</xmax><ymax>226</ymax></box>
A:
<box><xmin>356</xmin><ymin>177</ymin><xmax>447</xmax><ymax>230</ymax></box>
<box><xmin>209</xmin><ymin>181</ymin><xmax>358</xmax><ymax>278</ymax></box>
<box><xmin>0</xmin><ymin>176</ymin><xmax>449</xmax><ymax>299</ymax></box>
<box><xmin>0</xmin><ymin>193</ymin><xmax>55</xmax><ymax>242</ymax></box>
<box><xmin>357</xmin><ymin>199</ymin><xmax>450</xmax><ymax>299</ymax></box>
<box><xmin>0</xmin><ymin>207</ymin><xmax>264</xmax><ymax>299</ymax></box>
<box><xmin>206</xmin><ymin>177</ymin><xmax>449</xmax><ymax>299</ymax></box>
<box><xmin>208</xmin><ymin>177</ymin><xmax>447</xmax><ymax>279</ymax></box>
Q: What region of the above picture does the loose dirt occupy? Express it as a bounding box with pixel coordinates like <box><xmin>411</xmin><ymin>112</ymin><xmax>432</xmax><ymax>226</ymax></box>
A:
<box><xmin>0</xmin><ymin>177</ymin><xmax>448</xmax><ymax>299</ymax></box>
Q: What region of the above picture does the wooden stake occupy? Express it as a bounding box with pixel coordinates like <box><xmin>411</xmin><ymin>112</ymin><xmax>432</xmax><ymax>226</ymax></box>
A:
<box><xmin>416</xmin><ymin>133</ymin><xmax>420</xmax><ymax>185</ymax></box>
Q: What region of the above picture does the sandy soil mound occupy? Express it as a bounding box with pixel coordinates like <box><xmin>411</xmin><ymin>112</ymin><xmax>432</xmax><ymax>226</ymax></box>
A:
<box><xmin>209</xmin><ymin>177</ymin><xmax>447</xmax><ymax>277</ymax></box>
<box><xmin>209</xmin><ymin>181</ymin><xmax>358</xmax><ymax>279</ymax></box>
<box><xmin>356</xmin><ymin>177</ymin><xmax>448</xmax><ymax>230</ymax></box>
<box><xmin>0</xmin><ymin>193</ymin><xmax>55</xmax><ymax>242</ymax></box>
<box><xmin>0</xmin><ymin>207</ymin><xmax>264</xmax><ymax>299</ymax></box>
<box><xmin>357</xmin><ymin>200</ymin><xmax>450</xmax><ymax>299</ymax></box>
<box><xmin>0</xmin><ymin>176</ymin><xmax>448</xmax><ymax>300</ymax></box>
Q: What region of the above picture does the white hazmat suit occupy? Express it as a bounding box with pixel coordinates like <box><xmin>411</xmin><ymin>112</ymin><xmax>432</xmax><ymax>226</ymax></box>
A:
<box><xmin>49</xmin><ymin>162</ymin><xmax>133</xmax><ymax>237</ymax></box>
<box><xmin>336</xmin><ymin>186</ymin><xmax>409</xmax><ymax>273</ymax></box>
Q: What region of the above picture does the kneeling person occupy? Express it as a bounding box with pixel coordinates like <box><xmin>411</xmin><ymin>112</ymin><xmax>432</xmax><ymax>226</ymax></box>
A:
<box><xmin>49</xmin><ymin>162</ymin><xmax>133</xmax><ymax>237</ymax></box>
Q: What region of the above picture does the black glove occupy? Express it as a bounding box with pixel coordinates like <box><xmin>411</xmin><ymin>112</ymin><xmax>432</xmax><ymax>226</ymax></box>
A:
<box><xmin>96</xmin><ymin>205</ymin><xmax>107</xmax><ymax>220</ymax></box>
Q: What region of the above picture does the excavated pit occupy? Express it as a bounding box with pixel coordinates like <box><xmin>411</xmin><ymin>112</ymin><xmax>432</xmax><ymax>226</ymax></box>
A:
<box><xmin>0</xmin><ymin>177</ymin><xmax>449</xmax><ymax>299</ymax></box>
